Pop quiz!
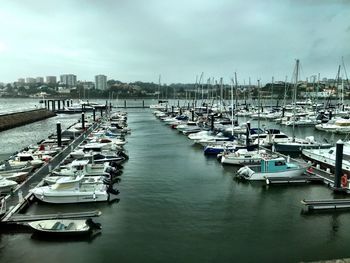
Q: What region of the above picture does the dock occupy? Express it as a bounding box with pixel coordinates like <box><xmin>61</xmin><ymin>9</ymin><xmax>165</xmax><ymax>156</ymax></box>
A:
<box><xmin>0</xmin><ymin>109</ymin><xmax>56</xmax><ymax>132</ymax></box>
<box><xmin>301</xmin><ymin>199</ymin><xmax>350</xmax><ymax>211</ymax></box>
<box><xmin>1</xmin><ymin>120</ymin><xmax>100</xmax><ymax>224</ymax></box>
<box><xmin>266</xmin><ymin>175</ymin><xmax>324</xmax><ymax>185</ymax></box>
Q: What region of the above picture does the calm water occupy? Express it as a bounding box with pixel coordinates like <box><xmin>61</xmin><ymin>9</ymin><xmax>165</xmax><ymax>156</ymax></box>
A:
<box><xmin>1</xmin><ymin>100</ymin><xmax>350</xmax><ymax>262</ymax></box>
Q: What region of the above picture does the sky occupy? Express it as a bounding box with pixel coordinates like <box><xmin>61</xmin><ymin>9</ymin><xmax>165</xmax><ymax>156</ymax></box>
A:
<box><xmin>0</xmin><ymin>0</ymin><xmax>349</xmax><ymax>84</ymax></box>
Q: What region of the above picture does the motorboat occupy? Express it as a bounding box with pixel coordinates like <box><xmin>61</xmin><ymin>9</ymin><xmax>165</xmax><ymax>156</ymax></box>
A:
<box><xmin>30</xmin><ymin>174</ymin><xmax>111</xmax><ymax>203</ymax></box>
<box><xmin>302</xmin><ymin>141</ymin><xmax>350</xmax><ymax>175</ymax></box>
<box><xmin>236</xmin><ymin>155</ymin><xmax>309</xmax><ymax>181</ymax></box>
<box><xmin>53</xmin><ymin>160</ymin><xmax>110</xmax><ymax>177</ymax></box>
<box><xmin>0</xmin><ymin>176</ymin><xmax>18</xmax><ymax>193</ymax></box>
<box><xmin>0</xmin><ymin>152</ymin><xmax>44</xmax><ymax>171</ymax></box>
<box><xmin>0</xmin><ymin>171</ymin><xmax>29</xmax><ymax>183</ymax></box>
<box><xmin>315</xmin><ymin>118</ymin><xmax>350</xmax><ymax>134</ymax></box>
<box><xmin>28</xmin><ymin>218</ymin><xmax>100</xmax><ymax>235</ymax></box>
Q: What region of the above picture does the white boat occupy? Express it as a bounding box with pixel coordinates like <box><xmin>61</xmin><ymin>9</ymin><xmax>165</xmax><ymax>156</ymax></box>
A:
<box><xmin>0</xmin><ymin>153</ymin><xmax>44</xmax><ymax>171</ymax></box>
<box><xmin>0</xmin><ymin>171</ymin><xmax>29</xmax><ymax>183</ymax></box>
<box><xmin>236</xmin><ymin>156</ymin><xmax>309</xmax><ymax>181</ymax></box>
<box><xmin>0</xmin><ymin>176</ymin><xmax>18</xmax><ymax>193</ymax></box>
<box><xmin>53</xmin><ymin>160</ymin><xmax>110</xmax><ymax>177</ymax></box>
<box><xmin>150</xmin><ymin>100</ymin><xmax>168</xmax><ymax>109</ymax></box>
<box><xmin>221</xmin><ymin>149</ymin><xmax>264</xmax><ymax>166</ymax></box>
<box><xmin>28</xmin><ymin>219</ymin><xmax>99</xmax><ymax>235</ymax></box>
<box><xmin>44</xmin><ymin>175</ymin><xmax>105</xmax><ymax>185</ymax></box>
<box><xmin>30</xmin><ymin>175</ymin><xmax>110</xmax><ymax>203</ymax></box>
<box><xmin>315</xmin><ymin>118</ymin><xmax>350</xmax><ymax>134</ymax></box>
<box><xmin>302</xmin><ymin>142</ymin><xmax>350</xmax><ymax>175</ymax></box>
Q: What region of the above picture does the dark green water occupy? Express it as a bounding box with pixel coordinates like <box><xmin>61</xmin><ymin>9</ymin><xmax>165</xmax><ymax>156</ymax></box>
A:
<box><xmin>1</xmin><ymin>109</ymin><xmax>350</xmax><ymax>263</ymax></box>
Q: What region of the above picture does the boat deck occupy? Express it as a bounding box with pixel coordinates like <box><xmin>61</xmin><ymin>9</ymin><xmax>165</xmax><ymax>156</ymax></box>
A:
<box><xmin>1</xmin><ymin>122</ymin><xmax>98</xmax><ymax>224</ymax></box>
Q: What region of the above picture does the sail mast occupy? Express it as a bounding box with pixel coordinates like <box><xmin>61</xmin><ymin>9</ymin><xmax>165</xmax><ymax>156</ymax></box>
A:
<box><xmin>292</xmin><ymin>59</ymin><xmax>299</xmax><ymax>142</ymax></box>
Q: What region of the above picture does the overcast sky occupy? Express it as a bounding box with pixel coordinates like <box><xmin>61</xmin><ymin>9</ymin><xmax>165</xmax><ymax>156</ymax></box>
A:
<box><xmin>0</xmin><ymin>0</ymin><xmax>349</xmax><ymax>84</ymax></box>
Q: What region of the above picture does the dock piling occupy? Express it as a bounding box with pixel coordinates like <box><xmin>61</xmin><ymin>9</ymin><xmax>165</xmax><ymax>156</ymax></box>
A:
<box><xmin>93</xmin><ymin>108</ymin><xmax>96</xmax><ymax>122</ymax></box>
<box><xmin>334</xmin><ymin>140</ymin><xmax>344</xmax><ymax>190</ymax></box>
<box><xmin>82</xmin><ymin>112</ymin><xmax>85</xmax><ymax>129</ymax></box>
<box><xmin>56</xmin><ymin>122</ymin><xmax>62</xmax><ymax>147</ymax></box>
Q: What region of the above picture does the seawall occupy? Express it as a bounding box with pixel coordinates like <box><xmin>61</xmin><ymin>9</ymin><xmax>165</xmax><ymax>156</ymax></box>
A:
<box><xmin>0</xmin><ymin>109</ymin><xmax>56</xmax><ymax>132</ymax></box>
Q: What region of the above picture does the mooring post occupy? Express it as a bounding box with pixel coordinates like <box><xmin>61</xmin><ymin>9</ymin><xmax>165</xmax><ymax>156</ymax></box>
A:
<box><xmin>110</xmin><ymin>102</ymin><xmax>112</xmax><ymax>112</ymax></box>
<box><xmin>66</xmin><ymin>100</ymin><xmax>70</xmax><ymax>107</ymax></box>
<box><xmin>334</xmin><ymin>140</ymin><xmax>344</xmax><ymax>190</ymax></box>
<box><xmin>282</xmin><ymin>107</ymin><xmax>285</xmax><ymax>118</ymax></box>
<box><xmin>178</xmin><ymin>100</ymin><xmax>180</xmax><ymax>107</ymax></box>
<box><xmin>124</xmin><ymin>100</ymin><xmax>126</xmax><ymax>108</ymax></box>
<box><xmin>179</xmin><ymin>107</ymin><xmax>182</xmax><ymax>115</ymax></box>
<box><xmin>56</xmin><ymin>122</ymin><xmax>62</xmax><ymax>147</ymax></box>
<box><xmin>191</xmin><ymin>110</ymin><xmax>194</xmax><ymax>121</ymax></box>
<box><xmin>210</xmin><ymin>114</ymin><xmax>214</xmax><ymax>130</ymax></box>
<box><xmin>93</xmin><ymin>108</ymin><xmax>96</xmax><ymax>122</ymax></box>
<box><xmin>82</xmin><ymin>112</ymin><xmax>85</xmax><ymax>129</ymax></box>
<box><xmin>171</xmin><ymin>106</ymin><xmax>174</xmax><ymax>114</ymax></box>
<box><xmin>329</xmin><ymin>111</ymin><xmax>333</xmax><ymax>120</ymax></box>
<box><xmin>57</xmin><ymin>100</ymin><xmax>61</xmax><ymax>110</ymax></box>
<box><xmin>246</xmin><ymin>121</ymin><xmax>251</xmax><ymax>146</ymax></box>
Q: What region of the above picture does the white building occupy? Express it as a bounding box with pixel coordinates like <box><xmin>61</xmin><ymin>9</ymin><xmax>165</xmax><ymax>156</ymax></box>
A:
<box><xmin>26</xmin><ymin>77</ymin><xmax>36</xmax><ymax>84</ymax></box>
<box><xmin>95</xmin><ymin>75</ymin><xmax>107</xmax><ymax>90</ymax></box>
<box><xmin>60</xmin><ymin>74</ymin><xmax>77</xmax><ymax>87</ymax></box>
<box><xmin>36</xmin><ymin>77</ymin><xmax>44</xmax><ymax>83</ymax></box>
<box><xmin>46</xmin><ymin>76</ymin><xmax>57</xmax><ymax>84</ymax></box>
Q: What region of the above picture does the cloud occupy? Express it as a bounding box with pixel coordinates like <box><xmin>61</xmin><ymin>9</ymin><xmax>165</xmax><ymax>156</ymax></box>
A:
<box><xmin>0</xmin><ymin>0</ymin><xmax>349</xmax><ymax>84</ymax></box>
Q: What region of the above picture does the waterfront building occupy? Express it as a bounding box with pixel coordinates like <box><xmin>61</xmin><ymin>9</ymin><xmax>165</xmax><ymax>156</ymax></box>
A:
<box><xmin>46</xmin><ymin>76</ymin><xmax>57</xmax><ymax>84</ymax></box>
<box><xmin>26</xmin><ymin>77</ymin><xmax>36</xmax><ymax>84</ymax></box>
<box><xmin>79</xmin><ymin>81</ymin><xmax>95</xmax><ymax>90</ymax></box>
<box><xmin>17</xmin><ymin>78</ymin><xmax>25</xmax><ymax>84</ymax></box>
<box><xmin>60</xmin><ymin>74</ymin><xmax>77</xmax><ymax>87</ymax></box>
<box><xmin>95</xmin><ymin>74</ymin><xmax>107</xmax><ymax>90</ymax></box>
<box><xmin>36</xmin><ymin>77</ymin><xmax>44</xmax><ymax>83</ymax></box>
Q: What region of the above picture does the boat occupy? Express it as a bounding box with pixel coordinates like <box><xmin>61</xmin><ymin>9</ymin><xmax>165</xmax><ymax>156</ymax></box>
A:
<box><xmin>302</xmin><ymin>142</ymin><xmax>350</xmax><ymax>176</ymax></box>
<box><xmin>0</xmin><ymin>176</ymin><xmax>18</xmax><ymax>193</ymax></box>
<box><xmin>28</xmin><ymin>218</ymin><xmax>101</xmax><ymax>235</ymax></box>
<box><xmin>0</xmin><ymin>171</ymin><xmax>29</xmax><ymax>183</ymax></box>
<box><xmin>53</xmin><ymin>160</ymin><xmax>111</xmax><ymax>177</ymax></box>
<box><xmin>315</xmin><ymin>118</ymin><xmax>350</xmax><ymax>134</ymax></box>
<box><xmin>0</xmin><ymin>153</ymin><xmax>44</xmax><ymax>171</ymax></box>
<box><xmin>30</xmin><ymin>174</ymin><xmax>112</xmax><ymax>203</ymax></box>
<box><xmin>220</xmin><ymin>149</ymin><xmax>265</xmax><ymax>166</ymax></box>
<box><xmin>236</xmin><ymin>155</ymin><xmax>309</xmax><ymax>181</ymax></box>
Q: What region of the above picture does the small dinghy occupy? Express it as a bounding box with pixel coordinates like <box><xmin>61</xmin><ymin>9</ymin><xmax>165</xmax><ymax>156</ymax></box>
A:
<box><xmin>28</xmin><ymin>218</ymin><xmax>101</xmax><ymax>235</ymax></box>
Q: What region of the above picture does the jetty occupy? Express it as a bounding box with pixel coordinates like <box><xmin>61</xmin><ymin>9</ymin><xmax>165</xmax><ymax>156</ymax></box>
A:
<box><xmin>0</xmin><ymin>114</ymin><xmax>101</xmax><ymax>225</ymax></box>
<box><xmin>0</xmin><ymin>109</ymin><xmax>56</xmax><ymax>132</ymax></box>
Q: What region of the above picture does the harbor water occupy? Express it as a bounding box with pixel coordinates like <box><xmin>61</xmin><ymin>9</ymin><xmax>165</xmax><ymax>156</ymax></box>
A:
<box><xmin>1</xmin><ymin>99</ymin><xmax>350</xmax><ymax>262</ymax></box>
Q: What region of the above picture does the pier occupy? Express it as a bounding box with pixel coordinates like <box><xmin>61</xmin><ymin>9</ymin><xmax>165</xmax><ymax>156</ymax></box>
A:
<box><xmin>0</xmin><ymin>109</ymin><xmax>56</xmax><ymax>132</ymax></box>
<box><xmin>1</xmin><ymin>119</ymin><xmax>100</xmax><ymax>224</ymax></box>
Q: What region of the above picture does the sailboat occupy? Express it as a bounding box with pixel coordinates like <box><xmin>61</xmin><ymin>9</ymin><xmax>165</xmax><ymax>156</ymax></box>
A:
<box><xmin>273</xmin><ymin>60</ymin><xmax>331</xmax><ymax>153</ymax></box>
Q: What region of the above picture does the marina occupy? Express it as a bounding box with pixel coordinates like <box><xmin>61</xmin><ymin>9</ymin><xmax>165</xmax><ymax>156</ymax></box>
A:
<box><xmin>2</xmin><ymin>98</ymin><xmax>350</xmax><ymax>262</ymax></box>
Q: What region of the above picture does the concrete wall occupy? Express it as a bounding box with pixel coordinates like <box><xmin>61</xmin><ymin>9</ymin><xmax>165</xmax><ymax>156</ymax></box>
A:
<box><xmin>0</xmin><ymin>109</ymin><xmax>56</xmax><ymax>132</ymax></box>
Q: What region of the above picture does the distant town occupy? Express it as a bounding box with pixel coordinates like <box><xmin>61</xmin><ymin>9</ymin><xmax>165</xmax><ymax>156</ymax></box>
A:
<box><xmin>0</xmin><ymin>74</ymin><xmax>349</xmax><ymax>100</ymax></box>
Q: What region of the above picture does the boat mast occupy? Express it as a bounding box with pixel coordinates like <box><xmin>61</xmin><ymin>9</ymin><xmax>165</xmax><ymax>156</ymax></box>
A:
<box><xmin>234</xmin><ymin>72</ymin><xmax>238</xmax><ymax>112</ymax></box>
<box><xmin>158</xmin><ymin>74</ymin><xmax>161</xmax><ymax>101</ymax></box>
<box><xmin>220</xmin><ymin>77</ymin><xmax>223</xmax><ymax>114</ymax></box>
<box><xmin>257</xmin><ymin>79</ymin><xmax>261</xmax><ymax>151</ymax></box>
<box><xmin>292</xmin><ymin>59</ymin><xmax>299</xmax><ymax>142</ymax></box>
<box><xmin>231</xmin><ymin>77</ymin><xmax>234</xmax><ymax>136</ymax></box>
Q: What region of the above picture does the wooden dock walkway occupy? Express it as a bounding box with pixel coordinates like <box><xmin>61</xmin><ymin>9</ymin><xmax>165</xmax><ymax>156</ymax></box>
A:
<box><xmin>1</xmin><ymin>122</ymin><xmax>99</xmax><ymax>223</ymax></box>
